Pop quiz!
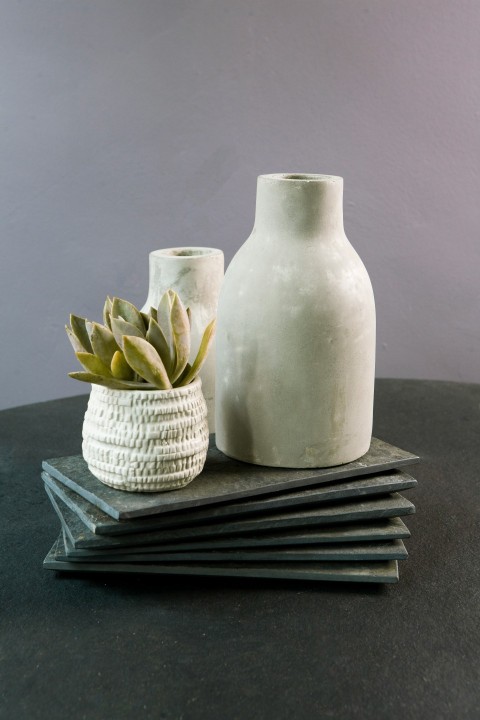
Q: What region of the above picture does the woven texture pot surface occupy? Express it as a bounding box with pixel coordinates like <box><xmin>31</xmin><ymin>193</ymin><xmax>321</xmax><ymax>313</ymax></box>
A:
<box><xmin>82</xmin><ymin>379</ymin><xmax>209</xmax><ymax>492</ymax></box>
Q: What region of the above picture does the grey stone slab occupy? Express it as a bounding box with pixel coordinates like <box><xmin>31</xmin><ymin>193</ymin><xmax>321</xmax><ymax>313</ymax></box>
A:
<box><xmin>42</xmin><ymin>467</ymin><xmax>417</xmax><ymax>536</ymax></box>
<box><xmin>42</xmin><ymin>436</ymin><xmax>419</xmax><ymax>520</ymax></box>
<box><xmin>44</xmin><ymin>536</ymin><xmax>399</xmax><ymax>584</ymax></box>
<box><xmin>60</xmin><ymin>530</ymin><xmax>408</xmax><ymax>562</ymax></box>
<box><xmin>45</xmin><ymin>486</ymin><xmax>77</xmax><ymax>547</ymax></box>
<box><xmin>61</xmin><ymin>517</ymin><xmax>411</xmax><ymax>555</ymax></box>
<box><xmin>45</xmin><ymin>483</ymin><xmax>415</xmax><ymax>550</ymax></box>
<box><xmin>60</xmin><ymin>518</ymin><xmax>410</xmax><ymax>557</ymax></box>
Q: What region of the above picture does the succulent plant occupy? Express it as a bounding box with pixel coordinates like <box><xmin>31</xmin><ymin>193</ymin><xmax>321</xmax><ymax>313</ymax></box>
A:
<box><xmin>66</xmin><ymin>291</ymin><xmax>216</xmax><ymax>391</ymax></box>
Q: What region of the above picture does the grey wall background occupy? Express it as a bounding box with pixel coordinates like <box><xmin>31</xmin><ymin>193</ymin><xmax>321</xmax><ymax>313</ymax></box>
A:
<box><xmin>1</xmin><ymin>0</ymin><xmax>479</xmax><ymax>410</ymax></box>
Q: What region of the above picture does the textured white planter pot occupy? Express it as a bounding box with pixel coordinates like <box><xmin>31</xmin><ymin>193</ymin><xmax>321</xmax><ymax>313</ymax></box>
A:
<box><xmin>215</xmin><ymin>173</ymin><xmax>376</xmax><ymax>468</ymax></box>
<box><xmin>82</xmin><ymin>378</ymin><xmax>209</xmax><ymax>492</ymax></box>
<box><xmin>141</xmin><ymin>247</ymin><xmax>224</xmax><ymax>433</ymax></box>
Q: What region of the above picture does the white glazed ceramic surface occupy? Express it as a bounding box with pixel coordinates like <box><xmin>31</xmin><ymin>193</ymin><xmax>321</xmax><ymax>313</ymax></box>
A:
<box><xmin>82</xmin><ymin>378</ymin><xmax>209</xmax><ymax>492</ymax></box>
<box><xmin>215</xmin><ymin>173</ymin><xmax>376</xmax><ymax>469</ymax></box>
<box><xmin>141</xmin><ymin>247</ymin><xmax>224</xmax><ymax>433</ymax></box>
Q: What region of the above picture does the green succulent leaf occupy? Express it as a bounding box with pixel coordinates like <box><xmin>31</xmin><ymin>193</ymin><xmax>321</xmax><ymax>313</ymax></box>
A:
<box><xmin>112</xmin><ymin>297</ymin><xmax>146</xmax><ymax>333</ymax></box>
<box><xmin>156</xmin><ymin>290</ymin><xmax>176</xmax><ymax>369</ymax></box>
<box><xmin>68</xmin><ymin>371</ymin><xmax>154</xmax><ymax>390</ymax></box>
<box><xmin>65</xmin><ymin>325</ymin><xmax>85</xmax><ymax>353</ymax></box>
<box><xmin>111</xmin><ymin>350</ymin><xmax>135</xmax><ymax>380</ymax></box>
<box><xmin>70</xmin><ymin>314</ymin><xmax>93</xmax><ymax>354</ymax></box>
<box><xmin>179</xmin><ymin>318</ymin><xmax>216</xmax><ymax>386</ymax></box>
<box><xmin>172</xmin><ymin>363</ymin><xmax>192</xmax><ymax>388</ymax></box>
<box><xmin>146</xmin><ymin>317</ymin><xmax>175</xmax><ymax>377</ymax></box>
<box><xmin>123</xmin><ymin>336</ymin><xmax>172</xmax><ymax>390</ymax></box>
<box><xmin>88</xmin><ymin>322</ymin><xmax>119</xmax><ymax>367</ymax></box>
<box><xmin>67</xmin><ymin>290</ymin><xmax>212</xmax><ymax>392</ymax></box>
<box><xmin>170</xmin><ymin>292</ymin><xmax>191</xmax><ymax>382</ymax></box>
<box><xmin>103</xmin><ymin>296</ymin><xmax>113</xmax><ymax>330</ymax></box>
<box><xmin>75</xmin><ymin>352</ymin><xmax>113</xmax><ymax>377</ymax></box>
<box><xmin>111</xmin><ymin>316</ymin><xmax>145</xmax><ymax>348</ymax></box>
<box><xmin>140</xmin><ymin>311</ymin><xmax>151</xmax><ymax>328</ymax></box>
<box><xmin>156</xmin><ymin>291</ymin><xmax>173</xmax><ymax>336</ymax></box>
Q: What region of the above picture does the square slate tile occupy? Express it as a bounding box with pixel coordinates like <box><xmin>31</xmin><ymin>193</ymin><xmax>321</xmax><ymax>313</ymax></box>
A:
<box><xmin>45</xmin><ymin>483</ymin><xmax>415</xmax><ymax>550</ymax></box>
<box><xmin>42</xmin><ymin>468</ymin><xmax>417</xmax><ymax>536</ymax></box>
<box><xmin>61</xmin><ymin>517</ymin><xmax>411</xmax><ymax>555</ymax></box>
<box><xmin>44</xmin><ymin>536</ymin><xmax>400</xmax><ymax>583</ymax></box>
<box><xmin>42</xmin><ymin>436</ymin><xmax>419</xmax><ymax>520</ymax></box>
<box><xmin>60</xmin><ymin>530</ymin><xmax>408</xmax><ymax>563</ymax></box>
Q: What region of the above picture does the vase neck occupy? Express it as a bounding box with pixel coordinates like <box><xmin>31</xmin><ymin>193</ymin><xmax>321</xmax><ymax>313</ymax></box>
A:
<box><xmin>254</xmin><ymin>174</ymin><xmax>344</xmax><ymax>239</ymax></box>
<box><xmin>142</xmin><ymin>247</ymin><xmax>224</xmax><ymax>313</ymax></box>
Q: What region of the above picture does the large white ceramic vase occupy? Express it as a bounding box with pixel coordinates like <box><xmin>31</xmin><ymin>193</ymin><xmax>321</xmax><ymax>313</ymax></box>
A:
<box><xmin>82</xmin><ymin>378</ymin><xmax>209</xmax><ymax>492</ymax></box>
<box><xmin>141</xmin><ymin>247</ymin><xmax>224</xmax><ymax>432</ymax></box>
<box><xmin>215</xmin><ymin>173</ymin><xmax>376</xmax><ymax>468</ymax></box>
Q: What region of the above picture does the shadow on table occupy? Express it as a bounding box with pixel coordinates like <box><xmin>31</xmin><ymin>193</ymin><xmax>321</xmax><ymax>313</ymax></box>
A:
<box><xmin>51</xmin><ymin>570</ymin><xmax>388</xmax><ymax>596</ymax></box>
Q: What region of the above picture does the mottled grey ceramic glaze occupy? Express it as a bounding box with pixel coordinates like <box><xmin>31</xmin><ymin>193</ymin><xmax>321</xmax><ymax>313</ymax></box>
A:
<box><xmin>216</xmin><ymin>174</ymin><xmax>376</xmax><ymax>467</ymax></box>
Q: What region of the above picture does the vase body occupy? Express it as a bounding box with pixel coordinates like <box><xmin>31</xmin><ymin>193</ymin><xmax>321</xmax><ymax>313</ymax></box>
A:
<box><xmin>215</xmin><ymin>173</ymin><xmax>376</xmax><ymax>468</ymax></box>
<box><xmin>82</xmin><ymin>378</ymin><xmax>209</xmax><ymax>492</ymax></box>
<box><xmin>141</xmin><ymin>247</ymin><xmax>224</xmax><ymax>432</ymax></box>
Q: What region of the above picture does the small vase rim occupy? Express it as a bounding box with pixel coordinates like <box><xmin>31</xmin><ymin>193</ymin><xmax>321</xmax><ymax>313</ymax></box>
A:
<box><xmin>259</xmin><ymin>173</ymin><xmax>343</xmax><ymax>184</ymax></box>
<box><xmin>150</xmin><ymin>247</ymin><xmax>223</xmax><ymax>260</ymax></box>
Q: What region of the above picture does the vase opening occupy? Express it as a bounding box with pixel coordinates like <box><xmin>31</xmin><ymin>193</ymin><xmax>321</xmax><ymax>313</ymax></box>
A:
<box><xmin>262</xmin><ymin>173</ymin><xmax>341</xmax><ymax>183</ymax></box>
<box><xmin>153</xmin><ymin>247</ymin><xmax>221</xmax><ymax>258</ymax></box>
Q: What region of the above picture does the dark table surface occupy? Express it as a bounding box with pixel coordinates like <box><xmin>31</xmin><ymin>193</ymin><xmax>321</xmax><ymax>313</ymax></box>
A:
<box><xmin>1</xmin><ymin>379</ymin><xmax>479</xmax><ymax>720</ymax></box>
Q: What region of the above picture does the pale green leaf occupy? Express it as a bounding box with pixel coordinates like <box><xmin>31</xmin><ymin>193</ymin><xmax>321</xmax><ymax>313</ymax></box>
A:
<box><xmin>111</xmin><ymin>350</ymin><xmax>134</xmax><ymax>380</ymax></box>
<box><xmin>156</xmin><ymin>291</ymin><xmax>173</xmax><ymax>341</ymax></box>
<box><xmin>88</xmin><ymin>322</ymin><xmax>119</xmax><ymax>367</ymax></box>
<box><xmin>68</xmin><ymin>371</ymin><xmax>154</xmax><ymax>390</ymax></box>
<box><xmin>75</xmin><ymin>352</ymin><xmax>113</xmax><ymax>377</ymax></box>
<box><xmin>170</xmin><ymin>292</ymin><xmax>191</xmax><ymax>382</ymax></box>
<box><xmin>65</xmin><ymin>325</ymin><xmax>84</xmax><ymax>353</ymax></box>
<box><xmin>112</xmin><ymin>297</ymin><xmax>146</xmax><ymax>333</ymax></box>
<box><xmin>156</xmin><ymin>290</ymin><xmax>176</xmax><ymax>371</ymax></box>
<box><xmin>111</xmin><ymin>316</ymin><xmax>145</xmax><ymax>349</ymax></box>
<box><xmin>172</xmin><ymin>362</ymin><xmax>192</xmax><ymax>388</ymax></box>
<box><xmin>146</xmin><ymin>317</ymin><xmax>175</xmax><ymax>377</ymax></box>
<box><xmin>123</xmin><ymin>336</ymin><xmax>172</xmax><ymax>390</ymax></box>
<box><xmin>179</xmin><ymin>318</ymin><xmax>216</xmax><ymax>386</ymax></box>
<box><xmin>103</xmin><ymin>296</ymin><xmax>113</xmax><ymax>329</ymax></box>
<box><xmin>70</xmin><ymin>314</ymin><xmax>93</xmax><ymax>354</ymax></box>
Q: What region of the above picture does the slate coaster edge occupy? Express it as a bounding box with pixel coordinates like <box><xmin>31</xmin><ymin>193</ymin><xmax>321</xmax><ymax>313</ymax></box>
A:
<box><xmin>43</xmin><ymin>536</ymin><xmax>399</xmax><ymax>583</ymax></box>
<box><xmin>42</xmin><ymin>437</ymin><xmax>420</xmax><ymax>521</ymax></box>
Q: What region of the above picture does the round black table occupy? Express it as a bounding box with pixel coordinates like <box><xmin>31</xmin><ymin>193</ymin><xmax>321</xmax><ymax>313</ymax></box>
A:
<box><xmin>1</xmin><ymin>380</ymin><xmax>479</xmax><ymax>719</ymax></box>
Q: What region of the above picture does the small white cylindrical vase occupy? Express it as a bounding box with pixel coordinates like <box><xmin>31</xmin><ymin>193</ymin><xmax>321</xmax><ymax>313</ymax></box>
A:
<box><xmin>82</xmin><ymin>378</ymin><xmax>209</xmax><ymax>492</ymax></box>
<box><xmin>141</xmin><ymin>247</ymin><xmax>224</xmax><ymax>432</ymax></box>
<box><xmin>215</xmin><ymin>173</ymin><xmax>376</xmax><ymax>468</ymax></box>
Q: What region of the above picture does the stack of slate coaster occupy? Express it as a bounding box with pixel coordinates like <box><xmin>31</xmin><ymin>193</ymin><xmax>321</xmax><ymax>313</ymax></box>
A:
<box><xmin>42</xmin><ymin>437</ymin><xmax>419</xmax><ymax>584</ymax></box>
